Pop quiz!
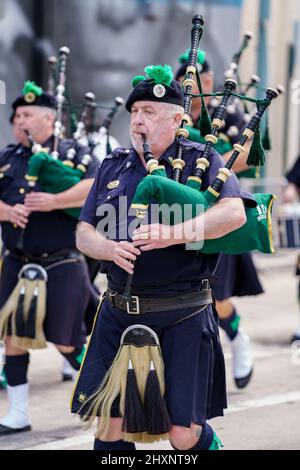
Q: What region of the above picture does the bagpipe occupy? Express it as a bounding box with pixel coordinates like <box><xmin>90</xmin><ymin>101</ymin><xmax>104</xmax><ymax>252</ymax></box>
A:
<box><xmin>89</xmin><ymin>96</ymin><xmax>123</xmax><ymax>163</ymax></box>
<box><xmin>184</xmin><ymin>29</ymin><xmax>282</xmax><ymax>181</ymax></box>
<box><xmin>123</xmin><ymin>17</ymin><xmax>279</xmax><ymax>305</ymax></box>
<box><xmin>73</xmin><ymin>92</ymin><xmax>97</xmax><ymax>143</ymax></box>
<box><xmin>130</xmin><ymin>85</ymin><xmax>278</xmax><ymax>255</ymax></box>
<box><xmin>46</xmin><ymin>48</ymin><xmax>123</xmax><ymax>162</ymax></box>
<box><xmin>186</xmin><ymin>31</ymin><xmax>255</xmax><ymax>146</ymax></box>
<box><xmin>24</xmin><ymin>132</ymin><xmax>91</xmax><ymax>220</ymax></box>
<box><xmin>91</xmin><ymin>96</ymin><xmax>124</xmax><ymax>153</ymax></box>
<box><xmin>129</xmin><ymin>22</ymin><xmax>278</xmax><ymax>259</ymax></box>
<box><xmin>24</xmin><ymin>47</ymin><xmax>93</xmax><ymax>220</ymax></box>
<box><xmin>46</xmin><ymin>56</ymin><xmax>58</xmax><ymax>95</ymax></box>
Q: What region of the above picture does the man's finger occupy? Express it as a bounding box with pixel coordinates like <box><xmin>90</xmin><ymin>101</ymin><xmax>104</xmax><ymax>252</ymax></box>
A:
<box><xmin>140</xmin><ymin>243</ymin><xmax>158</xmax><ymax>251</ymax></box>
<box><xmin>17</xmin><ymin>210</ymin><xmax>30</xmax><ymax>218</ymax></box>
<box><xmin>16</xmin><ymin>206</ymin><xmax>31</xmax><ymax>217</ymax></box>
<box><xmin>15</xmin><ymin>218</ymin><xmax>28</xmax><ymax>229</ymax></box>
<box><xmin>132</xmin><ymin>239</ymin><xmax>151</xmax><ymax>247</ymax></box>
<box><xmin>119</xmin><ymin>242</ymin><xmax>141</xmax><ymax>256</ymax></box>
<box><xmin>132</xmin><ymin>232</ymin><xmax>149</xmax><ymax>241</ymax></box>
<box><xmin>118</xmin><ymin>249</ymin><xmax>137</xmax><ymax>262</ymax></box>
<box><xmin>115</xmin><ymin>257</ymin><xmax>134</xmax><ymax>274</ymax></box>
<box><xmin>18</xmin><ymin>217</ymin><xmax>28</xmax><ymax>225</ymax></box>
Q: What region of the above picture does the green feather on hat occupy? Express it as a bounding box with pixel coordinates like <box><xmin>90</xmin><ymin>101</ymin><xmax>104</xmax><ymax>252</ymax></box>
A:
<box><xmin>132</xmin><ymin>75</ymin><xmax>146</xmax><ymax>88</ymax></box>
<box><xmin>22</xmin><ymin>81</ymin><xmax>43</xmax><ymax>97</ymax></box>
<box><xmin>178</xmin><ymin>48</ymin><xmax>206</xmax><ymax>65</ymax></box>
<box><xmin>144</xmin><ymin>64</ymin><xmax>173</xmax><ymax>86</ymax></box>
<box><xmin>131</xmin><ymin>64</ymin><xmax>173</xmax><ymax>88</ymax></box>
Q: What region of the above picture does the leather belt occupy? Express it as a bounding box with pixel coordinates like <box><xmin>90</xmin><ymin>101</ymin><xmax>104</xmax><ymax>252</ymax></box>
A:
<box><xmin>106</xmin><ymin>281</ymin><xmax>213</xmax><ymax>315</ymax></box>
<box><xmin>6</xmin><ymin>249</ymin><xmax>84</xmax><ymax>265</ymax></box>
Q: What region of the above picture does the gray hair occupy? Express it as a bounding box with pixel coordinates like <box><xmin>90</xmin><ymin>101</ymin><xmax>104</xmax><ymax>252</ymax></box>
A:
<box><xmin>164</xmin><ymin>103</ymin><xmax>184</xmax><ymax>119</ymax></box>
<box><xmin>38</xmin><ymin>107</ymin><xmax>56</xmax><ymax>120</ymax></box>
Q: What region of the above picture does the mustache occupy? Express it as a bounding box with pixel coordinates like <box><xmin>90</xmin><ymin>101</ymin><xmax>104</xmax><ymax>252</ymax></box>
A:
<box><xmin>131</xmin><ymin>128</ymin><xmax>146</xmax><ymax>133</ymax></box>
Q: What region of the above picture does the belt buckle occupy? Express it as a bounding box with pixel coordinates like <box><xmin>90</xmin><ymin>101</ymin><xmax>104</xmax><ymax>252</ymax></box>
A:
<box><xmin>202</xmin><ymin>279</ymin><xmax>210</xmax><ymax>290</ymax></box>
<box><xmin>126</xmin><ymin>295</ymin><xmax>140</xmax><ymax>315</ymax></box>
<box><xmin>108</xmin><ymin>290</ymin><xmax>118</xmax><ymax>308</ymax></box>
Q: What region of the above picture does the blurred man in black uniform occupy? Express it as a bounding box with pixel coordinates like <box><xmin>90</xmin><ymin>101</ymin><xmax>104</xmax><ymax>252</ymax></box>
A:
<box><xmin>176</xmin><ymin>52</ymin><xmax>264</xmax><ymax>389</ymax></box>
<box><xmin>283</xmin><ymin>155</ymin><xmax>300</xmax><ymax>342</ymax></box>
<box><xmin>0</xmin><ymin>84</ymin><xmax>99</xmax><ymax>434</ymax></box>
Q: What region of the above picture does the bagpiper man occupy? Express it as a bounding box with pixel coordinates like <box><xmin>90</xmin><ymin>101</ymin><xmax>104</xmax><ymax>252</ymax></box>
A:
<box><xmin>0</xmin><ymin>82</ymin><xmax>99</xmax><ymax>435</ymax></box>
<box><xmin>71</xmin><ymin>64</ymin><xmax>256</xmax><ymax>451</ymax></box>
<box><xmin>176</xmin><ymin>50</ymin><xmax>264</xmax><ymax>389</ymax></box>
<box><xmin>283</xmin><ymin>154</ymin><xmax>300</xmax><ymax>342</ymax></box>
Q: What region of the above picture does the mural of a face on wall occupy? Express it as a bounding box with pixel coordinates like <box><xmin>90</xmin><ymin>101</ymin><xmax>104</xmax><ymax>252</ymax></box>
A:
<box><xmin>51</xmin><ymin>0</ymin><xmax>242</xmax><ymax>145</ymax></box>
<box><xmin>51</xmin><ymin>0</ymin><xmax>193</xmax><ymax>144</ymax></box>
<box><xmin>0</xmin><ymin>0</ymin><xmax>243</xmax><ymax>147</ymax></box>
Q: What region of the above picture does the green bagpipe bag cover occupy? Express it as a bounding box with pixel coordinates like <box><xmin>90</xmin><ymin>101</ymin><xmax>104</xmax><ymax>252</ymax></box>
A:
<box><xmin>26</xmin><ymin>152</ymin><xmax>83</xmax><ymax>219</ymax></box>
<box><xmin>131</xmin><ymin>175</ymin><xmax>276</xmax><ymax>254</ymax></box>
<box><xmin>237</xmin><ymin>167</ymin><xmax>260</xmax><ymax>179</ymax></box>
<box><xmin>186</xmin><ymin>126</ymin><xmax>233</xmax><ymax>156</ymax></box>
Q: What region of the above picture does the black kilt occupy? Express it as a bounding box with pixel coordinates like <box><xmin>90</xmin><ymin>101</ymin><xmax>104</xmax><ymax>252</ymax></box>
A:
<box><xmin>212</xmin><ymin>252</ymin><xmax>264</xmax><ymax>301</ymax></box>
<box><xmin>71</xmin><ymin>298</ymin><xmax>227</xmax><ymax>427</ymax></box>
<box><xmin>0</xmin><ymin>254</ymin><xmax>97</xmax><ymax>347</ymax></box>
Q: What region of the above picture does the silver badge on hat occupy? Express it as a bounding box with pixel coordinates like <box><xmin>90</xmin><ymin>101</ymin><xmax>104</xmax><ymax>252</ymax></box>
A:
<box><xmin>196</xmin><ymin>63</ymin><xmax>203</xmax><ymax>73</ymax></box>
<box><xmin>153</xmin><ymin>84</ymin><xmax>166</xmax><ymax>98</ymax></box>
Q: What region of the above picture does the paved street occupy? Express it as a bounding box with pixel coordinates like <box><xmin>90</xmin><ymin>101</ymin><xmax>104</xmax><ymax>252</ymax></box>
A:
<box><xmin>0</xmin><ymin>250</ymin><xmax>300</xmax><ymax>451</ymax></box>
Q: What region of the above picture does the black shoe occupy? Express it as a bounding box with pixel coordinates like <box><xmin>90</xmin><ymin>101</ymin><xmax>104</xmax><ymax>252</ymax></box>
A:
<box><xmin>0</xmin><ymin>424</ymin><xmax>32</xmax><ymax>436</ymax></box>
<box><xmin>143</xmin><ymin>13</ymin><xmax>158</xmax><ymax>21</ymax></box>
<box><xmin>234</xmin><ymin>368</ymin><xmax>253</xmax><ymax>389</ymax></box>
<box><xmin>290</xmin><ymin>333</ymin><xmax>300</xmax><ymax>344</ymax></box>
<box><xmin>62</xmin><ymin>373</ymin><xmax>74</xmax><ymax>382</ymax></box>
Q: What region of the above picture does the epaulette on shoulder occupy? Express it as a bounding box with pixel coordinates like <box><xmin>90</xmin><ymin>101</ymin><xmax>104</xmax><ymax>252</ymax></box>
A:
<box><xmin>0</xmin><ymin>144</ymin><xmax>19</xmax><ymax>161</ymax></box>
<box><xmin>5</xmin><ymin>144</ymin><xmax>17</xmax><ymax>151</ymax></box>
<box><xmin>181</xmin><ymin>138</ymin><xmax>206</xmax><ymax>153</ymax></box>
<box><xmin>99</xmin><ymin>147</ymin><xmax>131</xmax><ymax>169</ymax></box>
<box><xmin>109</xmin><ymin>147</ymin><xmax>131</xmax><ymax>159</ymax></box>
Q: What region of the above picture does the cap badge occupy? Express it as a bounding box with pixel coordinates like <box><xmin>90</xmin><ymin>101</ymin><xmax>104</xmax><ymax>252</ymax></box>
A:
<box><xmin>153</xmin><ymin>84</ymin><xmax>166</xmax><ymax>98</ymax></box>
<box><xmin>24</xmin><ymin>92</ymin><xmax>37</xmax><ymax>104</ymax></box>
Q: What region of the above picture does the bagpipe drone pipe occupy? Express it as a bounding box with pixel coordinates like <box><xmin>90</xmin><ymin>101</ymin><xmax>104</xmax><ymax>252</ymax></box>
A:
<box><xmin>128</xmin><ymin>14</ymin><xmax>280</xmax><ymax>257</ymax></box>
<box><xmin>24</xmin><ymin>47</ymin><xmax>92</xmax><ymax>220</ymax></box>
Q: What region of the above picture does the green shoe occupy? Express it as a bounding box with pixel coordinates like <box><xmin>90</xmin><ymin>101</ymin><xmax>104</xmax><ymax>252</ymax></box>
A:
<box><xmin>76</xmin><ymin>345</ymin><xmax>87</xmax><ymax>366</ymax></box>
<box><xmin>208</xmin><ymin>432</ymin><xmax>224</xmax><ymax>450</ymax></box>
<box><xmin>0</xmin><ymin>369</ymin><xmax>7</xmax><ymax>389</ymax></box>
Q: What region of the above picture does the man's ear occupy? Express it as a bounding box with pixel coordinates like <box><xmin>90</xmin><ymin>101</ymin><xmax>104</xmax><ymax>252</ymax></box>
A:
<box><xmin>174</xmin><ymin>113</ymin><xmax>183</xmax><ymax>129</ymax></box>
<box><xmin>44</xmin><ymin>112</ymin><xmax>55</xmax><ymax>128</ymax></box>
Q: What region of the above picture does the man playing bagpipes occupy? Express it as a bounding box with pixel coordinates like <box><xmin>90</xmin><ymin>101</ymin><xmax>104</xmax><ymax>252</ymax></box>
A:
<box><xmin>70</xmin><ymin>56</ymin><xmax>262</xmax><ymax>450</ymax></box>
<box><xmin>0</xmin><ymin>81</ymin><xmax>99</xmax><ymax>435</ymax></box>
<box><xmin>176</xmin><ymin>49</ymin><xmax>264</xmax><ymax>389</ymax></box>
<box><xmin>282</xmin><ymin>154</ymin><xmax>300</xmax><ymax>343</ymax></box>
